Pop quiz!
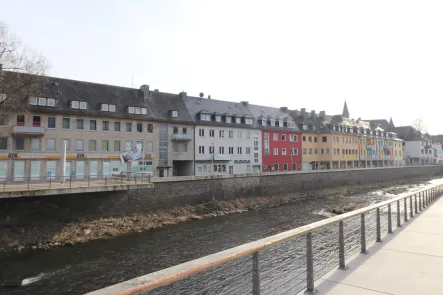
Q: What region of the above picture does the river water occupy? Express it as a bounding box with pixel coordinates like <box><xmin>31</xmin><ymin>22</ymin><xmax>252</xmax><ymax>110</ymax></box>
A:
<box><xmin>0</xmin><ymin>180</ymin><xmax>438</xmax><ymax>295</ymax></box>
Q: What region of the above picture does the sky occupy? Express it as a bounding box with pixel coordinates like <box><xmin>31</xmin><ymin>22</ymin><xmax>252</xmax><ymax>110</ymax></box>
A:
<box><xmin>1</xmin><ymin>0</ymin><xmax>443</xmax><ymax>134</ymax></box>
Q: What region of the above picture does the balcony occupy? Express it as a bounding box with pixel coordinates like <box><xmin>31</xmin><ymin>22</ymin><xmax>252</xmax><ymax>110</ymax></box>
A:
<box><xmin>171</xmin><ymin>133</ymin><xmax>192</xmax><ymax>141</ymax></box>
<box><xmin>12</xmin><ymin>126</ymin><xmax>44</xmax><ymax>136</ymax></box>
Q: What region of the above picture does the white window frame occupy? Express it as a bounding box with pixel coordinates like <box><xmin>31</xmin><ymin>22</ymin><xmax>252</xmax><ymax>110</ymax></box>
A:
<box><xmin>47</xmin><ymin>98</ymin><xmax>56</xmax><ymax>107</ymax></box>
<box><xmin>109</xmin><ymin>104</ymin><xmax>116</xmax><ymax>112</ymax></box>
<box><xmin>226</xmin><ymin>116</ymin><xmax>232</xmax><ymax>123</ymax></box>
<box><xmin>215</xmin><ymin>115</ymin><xmax>221</xmax><ymax>122</ymax></box>
<box><xmin>282</xmin><ymin>148</ymin><xmax>287</xmax><ymax>155</ymax></box>
<box><xmin>273</xmin><ymin>148</ymin><xmax>279</xmax><ymax>155</ymax></box>
<box><xmin>80</xmin><ymin>102</ymin><xmax>88</xmax><ymax>109</ymax></box>
<box><xmin>128</xmin><ymin>106</ymin><xmax>135</xmax><ymax>114</ymax></box>
<box><xmin>30</xmin><ymin>97</ymin><xmax>38</xmax><ymax>105</ymax></box>
<box><xmin>101</xmin><ymin>104</ymin><xmax>109</xmax><ymax>111</ymax></box>
<box><xmin>235</xmin><ymin>117</ymin><xmax>241</xmax><ymax>124</ymax></box>
<box><xmin>38</xmin><ymin>97</ymin><xmax>47</xmax><ymax>106</ymax></box>
<box><xmin>71</xmin><ymin>101</ymin><xmax>80</xmax><ymax>109</ymax></box>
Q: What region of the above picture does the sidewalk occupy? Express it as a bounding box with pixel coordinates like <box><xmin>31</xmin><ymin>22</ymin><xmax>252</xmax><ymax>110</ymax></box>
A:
<box><xmin>299</xmin><ymin>195</ymin><xmax>443</xmax><ymax>294</ymax></box>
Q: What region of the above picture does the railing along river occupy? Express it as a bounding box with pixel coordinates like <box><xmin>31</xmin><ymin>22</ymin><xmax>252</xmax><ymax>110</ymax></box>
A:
<box><xmin>87</xmin><ymin>184</ymin><xmax>443</xmax><ymax>295</ymax></box>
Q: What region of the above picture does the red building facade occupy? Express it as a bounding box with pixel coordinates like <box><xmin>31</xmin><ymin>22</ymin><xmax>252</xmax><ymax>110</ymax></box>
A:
<box><xmin>262</xmin><ymin>130</ymin><xmax>302</xmax><ymax>172</ymax></box>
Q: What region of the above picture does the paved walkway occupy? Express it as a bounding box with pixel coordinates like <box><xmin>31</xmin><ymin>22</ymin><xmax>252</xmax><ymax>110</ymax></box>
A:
<box><xmin>299</xmin><ymin>195</ymin><xmax>443</xmax><ymax>295</ymax></box>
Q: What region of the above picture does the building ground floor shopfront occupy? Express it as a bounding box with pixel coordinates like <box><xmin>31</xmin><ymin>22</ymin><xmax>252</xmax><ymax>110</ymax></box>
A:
<box><xmin>0</xmin><ymin>153</ymin><xmax>158</xmax><ymax>181</ymax></box>
<box><xmin>195</xmin><ymin>159</ymin><xmax>261</xmax><ymax>176</ymax></box>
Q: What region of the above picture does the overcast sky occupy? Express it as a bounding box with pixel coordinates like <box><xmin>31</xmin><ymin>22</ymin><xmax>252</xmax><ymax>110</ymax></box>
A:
<box><xmin>1</xmin><ymin>0</ymin><xmax>442</xmax><ymax>134</ymax></box>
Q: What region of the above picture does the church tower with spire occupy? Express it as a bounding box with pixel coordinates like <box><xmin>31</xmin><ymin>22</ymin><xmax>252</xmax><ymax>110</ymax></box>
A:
<box><xmin>389</xmin><ymin>117</ymin><xmax>395</xmax><ymax>132</ymax></box>
<box><xmin>342</xmin><ymin>100</ymin><xmax>350</xmax><ymax>118</ymax></box>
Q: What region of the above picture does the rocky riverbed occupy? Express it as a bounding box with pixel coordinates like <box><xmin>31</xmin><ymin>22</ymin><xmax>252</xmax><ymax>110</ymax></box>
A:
<box><xmin>0</xmin><ymin>178</ymin><xmax>432</xmax><ymax>253</ymax></box>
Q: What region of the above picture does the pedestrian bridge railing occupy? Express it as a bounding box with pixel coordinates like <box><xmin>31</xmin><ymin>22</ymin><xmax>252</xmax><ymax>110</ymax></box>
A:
<box><xmin>87</xmin><ymin>184</ymin><xmax>443</xmax><ymax>295</ymax></box>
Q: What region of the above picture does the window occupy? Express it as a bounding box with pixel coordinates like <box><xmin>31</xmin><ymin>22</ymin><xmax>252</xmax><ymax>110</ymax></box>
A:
<box><xmin>245</xmin><ymin>118</ymin><xmax>253</xmax><ymax>125</ymax></box>
<box><xmin>229</xmin><ymin>147</ymin><xmax>234</xmax><ymax>154</ymax></box>
<box><xmin>70</xmin><ymin>101</ymin><xmax>79</xmax><ymax>109</ymax></box>
<box><xmin>102</xmin><ymin>121</ymin><xmax>109</xmax><ymax>131</ymax></box>
<box><xmin>76</xmin><ymin>119</ymin><xmax>84</xmax><ymax>130</ymax></box>
<box><xmin>80</xmin><ymin>102</ymin><xmax>87</xmax><ymax>109</ymax></box>
<box><xmin>219</xmin><ymin>130</ymin><xmax>225</xmax><ymax>138</ymax></box>
<box><xmin>128</xmin><ymin>106</ymin><xmax>135</xmax><ymax>114</ymax></box>
<box><xmin>246</xmin><ymin>165</ymin><xmax>251</xmax><ymax>172</ymax></box>
<box><xmin>229</xmin><ymin>131</ymin><xmax>234</xmax><ymax>138</ymax></box>
<box><xmin>61</xmin><ymin>139</ymin><xmax>70</xmax><ymax>151</ymax></box>
<box><xmin>200</xmin><ymin>113</ymin><xmax>211</xmax><ymax>121</ymax></box>
<box><xmin>274</xmin><ymin>163</ymin><xmax>279</xmax><ymax>171</ymax></box>
<box><xmin>314</xmin><ymin>149</ymin><xmax>318</xmax><ymax>155</ymax></box>
<box><xmin>209</xmin><ymin>129</ymin><xmax>215</xmax><ymax>137</ymax></box>
<box><xmin>235</xmin><ymin>117</ymin><xmax>241</xmax><ymax>124</ymax></box>
<box><xmin>309</xmin><ymin>148</ymin><xmax>312</xmax><ymax>155</ymax></box>
<box><xmin>290</xmin><ymin>148</ymin><xmax>298</xmax><ymax>155</ymax></box>
<box><xmin>215</xmin><ymin>115</ymin><xmax>221</xmax><ymax>122</ymax></box>
<box><xmin>172</xmin><ymin>126</ymin><xmax>178</xmax><ymax>134</ymax></box>
<box><xmin>264</xmin><ymin>133</ymin><xmax>269</xmax><ymax>155</ymax></box>
<box><xmin>303</xmin><ymin>136</ymin><xmax>306</xmax><ymax>142</ymax></box>
<box><xmin>246</xmin><ymin>132</ymin><xmax>251</xmax><ymax>140</ymax></box>
<box><xmin>219</xmin><ymin>146</ymin><xmax>225</xmax><ymax>154</ymax></box>
<box><xmin>90</xmin><ymin>120</ymin><xmax>97</xmax><ymax>131</ymax></box>
<box><xmin>209</xmin><ymin>146</ymin><xmax>214</xmax><ymax>154</ymax></box>
<box><xmin>125</xmin><ymin>141</ymin><xmax>132</xmax><ymax>151</ymax></box>
<box><xmin>47</xmin><ymin>98</ymin><xmax>56</xmax><ymax>107</ymax></box>
<box><xmin>101</xmin><ymin>104</ymin><xmax>109</xmax><ymax>111</ymax></box>
<box><xmin>30</xmin><ymin>97</ymin><xmax>38</xmax><ymax>105</ymax></box>
<box><xmin>17</xmin><ymin>115</ymin><xmax>25</xmax><ymax>126</ymax></box>
<box><xmin>292</xmin><ymin>163</ymin><xmax>297</xmax><ymax>171</ymax></box>
<box><xmin>47</xmin><ymin>117</ymin><xmax>56</xmax><ymax>129</ymax></box>
<box><xmin>38</xmin><ymin>97</ymin><xmax>47</xmax><ymax>106</ymax></box>
<box><xmin>270</xmin><ymin>119</ymin><xmax>275</xmax><ymax>127</ymax></box>
<box><xmin>303</xmin><ymin>148</ymin><xmax>307</xmax><ymax>155</ymax></box>
<box><xmin>326</xmin><ymin>148</ymin><xmax>330</xmax><ymax>154</ymax></box>
<box><xmin>199</xmin><ymin>129</ymin><xmax>205</xmax><ymax>137</ymax></box>
<box><xmin>89</xmin><ymin>140</ymin><xmax>97</xmax><ymax>152</ymax></box>
<box><xmin>273</xmin><ymin>148</ymin><xmax>279</xmax><ymax>155</ymax></box>
<box><xmin>246</xmin><ymin>147</ymin><xmax>251</xmax><ymax>155</ymax></box>
<box><xmin>137</xmin><ymin>123</ymin><xmax>143</xmax><ymax>133</ymax></box>
<box><xmin>126</xmin><ymin>122</ymin><xmax>132</xmax><ymax>132</ymax></box>
<box><xmin>141</xmin><ymin>108</ymin><xmax>147</xmax><ymax>115</ymax></box>
<box><xmin>282</xmin><ymin>148</ymin><xmax>287</xmax><ymax>155</ymax></box>
<box><xmin>237</xmin><ymin>131</ymin><xmax>242</xmax><ymax>139</ymax></box>
<box><xmin>75</xmin><ymin>139</ymin><xmax>84</xmax><ymax>151</ymax></box>
<box><xmin>322</xmin><ymin>136</ymin><xmax>327</xmax><ymax>143</ymax></box>
<box><xmin>237</xmin><ymin>147</ymin><xmax>242</xmax><ymax>154</ymax></box>
<box><xmin>273</xmin><ymin>133</ymin><xmax>278</xmax><ymax>141</ymax></box>
<box><xmin>62</xmin><ymin>118</ymin><xmax>70</xmax><ymax>129</ymax></box>
<box><xmin>31</xmin><ymin>138</ymin><xmax>40</xmax><ymax>151</ymax></box>
<box><xmin>308</xmin><ymin>136</ymin><xmax>312</xmax><ymax>142</ymax></box>
<box><xmin>147</xmin><ymin>123</ymin><xmax>154</xmax><ymax>133</ymax></box>
<box><xmin>226</xmin><ymin>116</ymin><xmax>232</xmax><ymax>123</ymax></box>
<box><xmin>114</xmin><ymin>141</ymin><xmax>121</xmax><ymax>152</ymax></box>
<box><xmin>199</xmin><ymin>146</ymin><xmax>205</xmax><ymax>154</ymax></box>
<box><xmin>114</xmin><ymin>122</ymin><xmax>121</xmax><ymax>132</ymax></box>
<box><xmin>46</xmin><ymin>138</ymin><xmax>55</xmax><ymax>152</ymax></box>
<box><xmin>261</xmin><ymin>119</ymin><xmax>267</xmax><ymax>126</ymax></box>
<box><xmin>281</xmin><ymin>134</ymin><xmax>286</xmax><ymax>141</ymax></box>
<box><xmin>314</xmin><ymin>137</ymin><xmax>318</xmax><ymax>143</ymax></box>
<box><xmin>15</xmin><ymin>138</ymin><xmax>25</xmax><ymax>150</ymax></box>
<box><xmin>290</xmin><ymin>134</ymin><xmax>298</xmax><ymax>142</ymax></box>
<box><xmin>182</xmin><ymin>143</ymin><xmax>188</xmax><ymax>153</ymax></box>
<box><xmin>32</xmin><ymin>116</ymin><xmax>41</xmax><ymax>127</ymax></box>
<box><xmin>283</xmin><ymin>163</ymin><xmax>288</xmax><ymax>171</ymax></box>
<box><xmin>102</xmin><ymin>140</ymin><xmax>109</xmax><ymax>152</ymax></box>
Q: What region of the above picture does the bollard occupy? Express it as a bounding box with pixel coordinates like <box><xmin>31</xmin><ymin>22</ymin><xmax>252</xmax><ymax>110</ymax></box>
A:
<box><xmin>415</xmin><ymin>194</ymin><xmax>418</xmax><ymax>214</ymax></box>
<box><xmin>397</xmin><ymin>200</ymin><xmax>401</xmax><ymax>227</ymax></box>
<box><xmin>376</xmin><ymin>208</ymin><xmax>382</xmax><ymax>242</ymax></box>
<box><xmin>410</xmin><ymin>195</ymin><xmax>413</xmax><ymax>218</ymax></box>
<box><xmin>388</xmin><ymin>204</ymin><xmax>393</xmax><ymax>234</ymax></box>
<box><xmin>404</xmin><ymin>198</ymin><xmax>408</xmax><ymax>222</ymax></box>
<box><xmin>361</xmin><ymin>213</ymin><xmax>368</xmax><ymax>254</ymax></box>
<box><xmin>252</xmin><ymin>252</ymin><xmax>260</xmax><ymax>295</ymax></box>
<box><xmin>338</xmin><ymin>221</ymin><xmax>346</xmax><ymax>269</ymax></box>
<box><xmin>306</xmin><ymin>232</ymin><xmax>316</xmax><ymax>293</ymax></box>
<box><xmin>419</xmin><ymin>193</ymin><xmax>422</xmax><ymax>211</ymax></box>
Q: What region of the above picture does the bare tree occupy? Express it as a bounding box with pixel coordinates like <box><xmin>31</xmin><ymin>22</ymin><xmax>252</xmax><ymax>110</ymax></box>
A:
<box><xmin>412</xmin><ymin>117</ymin><xmax>429</xmax><ymax>133</ymax></box>
<box><xmin>0</xmin><ymin>22</ymin><xmax>49</xmax><ymax>115</ymax></box>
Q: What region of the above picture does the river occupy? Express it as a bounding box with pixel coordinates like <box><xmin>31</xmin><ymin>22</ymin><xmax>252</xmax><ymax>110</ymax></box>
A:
<box><xmin>0</xmin><ymin>180</ymin><xmax>437</xmax><ymax>295</ymax></box>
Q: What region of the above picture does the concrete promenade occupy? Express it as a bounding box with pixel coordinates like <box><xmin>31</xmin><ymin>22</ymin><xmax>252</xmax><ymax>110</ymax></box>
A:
<box><xmin>299</xmin><ymin>191</ymin><xmax>443</xmax><ymax>294</ymax></box>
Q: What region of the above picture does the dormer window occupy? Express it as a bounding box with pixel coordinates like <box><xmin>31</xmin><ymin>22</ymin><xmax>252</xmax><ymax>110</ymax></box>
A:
<box><xmin>312</xmin><ymin>125</ymin><xmax>316</xmax><ymax>131</ymax></box>
<box><xmin>80</xmin><ymin>102</ymin><xmax>87</xmax><ymax>109</ymax></box>
<box><xmin>169</xmin><ymin>110</ymin><xmax>178</xmax><ymax>118</ymax></box>
<box><xmin>70</xmin><ymin>101</ymin><xmax>80</xmax><ymax>109</ymax></box>
<box><xmin>303</xmin><ymin>124</ymin><xmax>308</xmax><ymax>130</ymax></box>
<box><xmin>226</xmin><ymin>116</ymin><xmax>232</xmax><ymax>123</ymax></box>
<box><xmin>235</xmin><ymin>117</ymin><xmax>241</xmax><ymax>124</ymax></box>
<box><xmin>245</xmin><ymin>118</ymin><xmax>253</xmax><ymax>125</ymax></box>
<box><xmin>357</xmin><ymin>128</ymin><xmax>360</xmax><ymax>134</ymax></box>
<box><xmin>215</xmin><ymin>115</ymin><xmax>221</xmax><ymax>122</ymax></box>
<box><xmin>333</xmin><ymin>125</ymin><xmax>336</xmax><ymax>131</ymax></box>
<box><xmin>200</xmin><ymin>113</ymin><xmax>211</xmax><ymax>121</ymax></box>
<box><xmin>109</xmin><ymin>105</ymin><xmax>116</xmax><ymax>112</ymax></box>
<box><xmin>350</xmin><ymin>128</ymin><xmax>353</xmax><ymax>133</ymax></box>
<box><xmin>287</xmin><ymin>121</ymin><xmax>296</xmax><ymax>128</ymax></box>
<box><xmin>30</xmin><ymin>97</ymin><xmax>38</xmax><ymax>105</ymax></box>
<box><xmin>30</xmin><ymin>97</ymin><xmax>56</xmax><ymax>107</ymax></box>
<box><xmin>278</xmin><ymin>120</ymin><xmax>283</xmax><ymax>127</ymax></box>
<box><xmin>127</xmin><ymin>106</ymin><xmax>147</xmax><ymax>114</ymax></box>
<box><xmin>261</xmin><ymin>119</ymin><xmax>266</xmax><ymax>126</ymax></box>
<box><xmin>270</xmin><ymin>119</ymin><xmax>275</xmax><ymax>127</ymax></box>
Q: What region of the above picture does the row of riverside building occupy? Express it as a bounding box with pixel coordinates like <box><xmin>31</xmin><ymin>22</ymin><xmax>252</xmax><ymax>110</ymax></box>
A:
<box><xmin>0</xmin><ymin>74</ymin><xmax>442</xmax><ymax>181</ymax></box>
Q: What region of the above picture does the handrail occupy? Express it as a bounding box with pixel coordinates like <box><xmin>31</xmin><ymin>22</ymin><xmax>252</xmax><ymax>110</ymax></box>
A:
<box><xmin>86</xmin><ymin>183</ymin><xmax>443</xmax><ymax>295</ymax></box>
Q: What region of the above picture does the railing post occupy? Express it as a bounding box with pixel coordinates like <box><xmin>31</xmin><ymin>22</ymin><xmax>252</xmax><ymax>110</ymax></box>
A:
<box><xmin>397</xmin><ymin>200</ymin><xmax>401</xmax><ymax>227</ymax></box>
<box><xmin>376</xmin><ymin>208</ymin><xmax>382</xmax><ymax>242</ymax></box>
<box><xmin>338</xmin><ymin>221</ymin><xmax>346</xmax><ymax>269</ymax></box>
<box><xmin>388</xmin><ymin>204</ymin><xmax>393</xmax><ymax>234</ymax></box>
<box><xmin>404</xmin><ymin>198</ymin><xmax>408</xmax><ymax>222</ymax></box>
<box><xmin>252</xmin><ymin>252</ymin><xmax>260</xmax><ymax>295</ymax></box>
<box><xmin>419</xmin><ymin>192</ymin><xmax>422</xmax><ymax>211</ymax></box>
<box><xmin>415</xmin><ymin>194</ymin><xmax>418</xmax><ymax>214</ymax></box>
<box><xmin>306</xmin><ymin>232</ymin><xmax>316</xmax><ymax>293</ymax></box>
<box><xmin>27</xmin><ymin>177</ymin><xmax>30</xmax><ymax>191</ymax></box>
<box><xmin>410</xmin><ymin>195</ymin><xmax>413</xmax><ymax>218</ymax></box>
<box><xmin>361</xmin><ymin>213</ymin><xmax>368</xmax><ymax>253</ymax></box>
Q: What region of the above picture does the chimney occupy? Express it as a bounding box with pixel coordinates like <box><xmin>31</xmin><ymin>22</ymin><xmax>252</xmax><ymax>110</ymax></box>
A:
<box><xmin>179</xmin><ymin>91</ymin><xmax>187</xmax><ymax>98</ymax></box>
<box><xmin>140</xmin><ymin>85</ymin><xmax>150</xmax><ymax>101</ymax></box>
<box><xmin>241</xmin><ymin>101</ymin><xmax>249</xmax><ymax>106</ymax></box>
<box><xmin>311</xmin><ymin>110</ymin><xmax>316</xmax><ymax>118</ymax></box>
<box><xmin>280</xmin><ymin>106</ymin><xmax>288</xmax><ymax>112</ymax></box>
<box><xmin>301</xmin><ymin>108</ymin><xmax>306</xmax><ymax>114</ymax></box>
<box><xmin>319</xmin><ymin>111</ymin><xmax>325</xmax><ymax>117</ymax></box>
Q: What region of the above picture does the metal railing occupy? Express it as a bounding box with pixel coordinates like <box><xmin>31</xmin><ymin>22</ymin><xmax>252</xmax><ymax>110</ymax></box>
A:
<box><xmin>1</xmin><ymin>172</ymin><xmax>152</xmax><ymax>192</ymax></box>
<box><xmin>87</xmin><ymin>184</ymin><xmax>443</xmax><ymax>295</ymax></box>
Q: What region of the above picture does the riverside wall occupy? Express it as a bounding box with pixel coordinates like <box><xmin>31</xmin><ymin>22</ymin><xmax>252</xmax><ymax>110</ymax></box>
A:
<box><xmin>1</xmin><ymin>166</ymin><xmax>443</xmax><ymax>226</ymax></box>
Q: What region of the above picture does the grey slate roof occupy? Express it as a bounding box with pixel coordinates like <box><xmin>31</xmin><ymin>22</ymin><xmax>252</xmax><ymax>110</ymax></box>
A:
<box><xmin>27</xmin><ymin>75</ymin><xmax>194</xmax><ymax>124</ymax></box>
<box><xmin>247</xmin><ymin>104</ymin><xmax>300</xmax><ymax>131</ymax></box>
<box><xmin>393</xmin><ymin>126</ymin><xmax>430</xmax><ymax>141</ymax></box>
<box><xmin>182</xmin><ymin>95</ymin><xmax>256</xmax><ymax>128</ymax></box>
